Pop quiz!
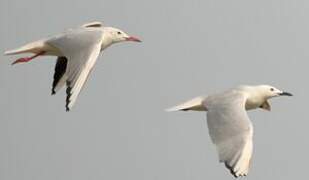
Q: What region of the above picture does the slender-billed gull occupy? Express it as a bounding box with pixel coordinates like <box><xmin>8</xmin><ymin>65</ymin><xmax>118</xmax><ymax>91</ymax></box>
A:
<box><xmin>167</xmin><ymin>85</ymin><xmax>292</xmax><ymax>177</ymax></box>
<box><xmin>4</xmin><ymin>21</ymin><xmax>141</xmax><ymax>111</ymax></box>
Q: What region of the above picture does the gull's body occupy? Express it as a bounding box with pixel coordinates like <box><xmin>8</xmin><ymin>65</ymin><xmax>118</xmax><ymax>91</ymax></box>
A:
<box><xmin>5</xmin><ymin>21</ymin><xmax>141</xmax><ymax>111</ymax></box>
<box><xmin>167</xmin><ymin>85</ymin><xmax>292</xmax><ymax>177</ymax></box>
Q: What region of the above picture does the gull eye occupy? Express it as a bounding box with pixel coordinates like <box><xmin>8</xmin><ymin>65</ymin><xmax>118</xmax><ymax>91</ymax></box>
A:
<box><xmin>117</xmin><ymin>31</ymin><xmax>122</xmax><ymax>35</ymax></box>
<box><xmin>270</xmin><ymin>88</ymin><xmax>274</xmax><ymax>91</ymax></box>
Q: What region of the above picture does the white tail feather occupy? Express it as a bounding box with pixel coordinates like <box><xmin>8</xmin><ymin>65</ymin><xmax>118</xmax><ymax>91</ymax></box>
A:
<box><xmin>4</xmin><ymin>40</ymin><xmax>48</xmax><ymax>55</ymax></box>
<box><xmin>166</xmin><ymin>96</ymin><xmax>206</xmax><ymax>112</ymax></box>
<box><xmin>4</xmin><ymin>48</ymin><xmax>27</xmax><ymax>55</ymax></box>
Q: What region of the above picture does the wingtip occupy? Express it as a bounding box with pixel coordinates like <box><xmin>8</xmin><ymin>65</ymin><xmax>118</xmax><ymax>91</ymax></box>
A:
<box><xmin>82</xmin><ymin>21</ymin><xmax>103</xmax><ymax>28</ymax></box>
<box><xmin>225</xmin><ymin>163</ymin><xmax>238</xmax><ymax>178</ymax></box>
<box><xmin>65</xmin><ymin>101</ymin><xmax>71</xmax><ymax>112</ymax></box>
<box><xmin>65</xmin><ymin>83</ymin><xmax>72</xmax><ymax>112</ymax></box>
<box><xmin>224</xmin><ymin>162</ymin><xmax>248</xmax><ymax>178</ymax></box>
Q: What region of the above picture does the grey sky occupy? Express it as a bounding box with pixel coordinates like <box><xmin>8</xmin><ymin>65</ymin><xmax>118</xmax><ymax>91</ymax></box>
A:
<box><xmin>0</xmin><ymin>0</ymin><xmax>307</xmax><ymax>179</ymax></box>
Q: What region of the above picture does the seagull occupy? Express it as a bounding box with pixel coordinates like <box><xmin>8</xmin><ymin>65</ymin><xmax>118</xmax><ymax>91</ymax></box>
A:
<box><xmin>4</xmin><ymin>21</ymin><xmax>141</xmax><ymax>111</ymax></box>
<box><xmin>167</xmin><ymin>85</ymin><xmax>292</xmax><ymax>177</ymax></box>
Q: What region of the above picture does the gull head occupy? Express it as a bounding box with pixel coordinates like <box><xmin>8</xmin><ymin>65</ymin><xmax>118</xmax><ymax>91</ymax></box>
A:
<box><xmin>240</xmin><ymin>85</ymin><xmax>292</xmax><ymax>111</ymax></box>
<box><xmin>104</xmin><ymin>27</ymin><xmax>141</xmax><ymax>43</ymax></box>
<box><xmin>255</xmin><ymin>85</ymin><xmax>293</xmax><ymax>99</ymax></box>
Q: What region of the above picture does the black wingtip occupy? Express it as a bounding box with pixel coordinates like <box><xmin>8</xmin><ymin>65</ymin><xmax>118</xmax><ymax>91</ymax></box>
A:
<box><xmin>225</xmin><ymin>162</ymin><xmax>239</xmax><ymax>178</ymax></box>
<box><xmin>52</xmin><ymin>56</ymin><xmax>67</xmax><ymax>96</ymax></box>
<box><xmin>65</xmin><ymin>81</ymin><xmax>72</xmax><ymax>112</ymax></box>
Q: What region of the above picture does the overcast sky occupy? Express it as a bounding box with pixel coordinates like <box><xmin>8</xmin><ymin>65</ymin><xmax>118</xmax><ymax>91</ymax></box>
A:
<box><xmin>0</xmin><ymin>0</ymin><xmax>308</xmax><ymax>179</ymax></box>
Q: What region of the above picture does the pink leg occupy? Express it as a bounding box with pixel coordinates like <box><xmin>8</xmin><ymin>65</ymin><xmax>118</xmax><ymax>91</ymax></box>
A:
<box><xmin>12</xmin><ymin>51</ymin><xmax>45</xmax><ymax>65</ymax></box>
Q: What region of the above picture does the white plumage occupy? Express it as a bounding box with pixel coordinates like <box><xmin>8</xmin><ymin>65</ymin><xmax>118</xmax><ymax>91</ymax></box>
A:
<box><xmin>4</xmin><ymin>21</ymin><xmax>141</xmax><ymax>111</ymax></box>
<box><xmin>167</xmin><ymin>85</ymin><xmax>292</xmax><ymax>177</ymax></box>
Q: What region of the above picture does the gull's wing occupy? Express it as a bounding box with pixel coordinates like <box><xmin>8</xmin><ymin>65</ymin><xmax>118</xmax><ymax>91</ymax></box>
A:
<box><xmin>81</xmin><ymin>21</ymin><xmax>103</xmax><ymax>28</ymax></box>
<box><xmin>205</xmin><ymin>91</ymin><xmax>253</xmax><ymax>177</ymax></box>
<box><xmin>47</xmin><ymin>28</ymin><xmax>103</xmax><ymax>111</ymax></box>
<box><xmin>52</xmin><ymin>56</ymin><xmax>67</xmax><ymax>95</ymax></box>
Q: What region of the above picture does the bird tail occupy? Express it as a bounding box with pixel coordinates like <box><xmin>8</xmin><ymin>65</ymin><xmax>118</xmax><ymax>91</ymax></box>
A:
<box><xmin>166</xmin><ymin>96</ymin><xmax>206</xmax><ymax>112</ymax></box>
<box><xmin>4</xmin><ymin>40</ymin><xmax>45</xmax><ymax>55</ymax></box>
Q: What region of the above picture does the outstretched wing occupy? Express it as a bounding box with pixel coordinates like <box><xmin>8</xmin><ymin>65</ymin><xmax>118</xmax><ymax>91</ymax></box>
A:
<box><xmin>205</xmin><ymin>92</ymin><xmax>253</xmax><ymax>177</ymax></box>
<box><xmin>47</xmin><ymin>28</ymin><xmax>103</xmax><ymax>111</ymax></box>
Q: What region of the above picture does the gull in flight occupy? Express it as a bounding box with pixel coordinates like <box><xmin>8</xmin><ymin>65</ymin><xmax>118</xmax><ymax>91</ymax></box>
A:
<box><xmin>4</xmin><ymin>21</ymin><xmax>141</xmax><ymax>111</ymax></box>
<box><xmin>167</xmin><ymin>85</ymin><xmax>292</xmax><ymax>177</ymax></box>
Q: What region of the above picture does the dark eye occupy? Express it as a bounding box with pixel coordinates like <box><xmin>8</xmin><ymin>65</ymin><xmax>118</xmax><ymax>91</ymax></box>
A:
<box><xmin>270</xmin><ymin>88</ymin><xmax>274</xmax><ymax>91</ymax></box>
<box><xmin>117</xmin><ymin>31</ymin><xmax>121</xmax><ymax>35</ymax></box>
